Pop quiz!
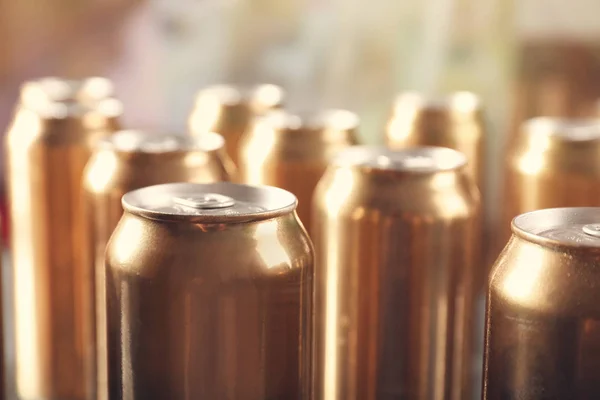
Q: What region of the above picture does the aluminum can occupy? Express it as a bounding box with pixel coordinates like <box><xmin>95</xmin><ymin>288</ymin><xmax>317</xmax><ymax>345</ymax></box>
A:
<box><xmin>82</xmin><ymin>130</ymin><xmax>234</xmax><ymax>400</ymax></box>
<box><xmin>502</xmin><ymin>118</ymin><xmax>600</xmax><ymax>254</ymax></box>
<box><xmin>385</xmin><ymin>92</ymin><xmax>485</xmax><ymax>192</ymax></box>
<box><xmin>238</xmin><ymin>109</ymin><xmax>358</xmax><ymax>233</ymax></box>
<box><xmin>483</xmin><ymin>207</ymin><xmax>600</xmax><ymax>399</ymax></box>
<box><xmin>104</xmin><ymin>182</ymin><xmax>314</xmax><ymax>399</ymax></box>
<box><xmin>312</xmin><ymin>146</ymin><xmax>481</xmax><ymax>400</ymax></box>
<box><xmin>188</xmin><ymin>84</ymin><xmax>284</xmax><ymax>165</ymax></box>
<box><xmin>5</xmin><ymin>97</ymin><xmax>121</xmax><ymax>399</ymax></box>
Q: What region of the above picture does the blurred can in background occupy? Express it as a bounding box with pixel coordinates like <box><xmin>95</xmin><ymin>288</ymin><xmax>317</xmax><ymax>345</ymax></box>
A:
<box><xmin>238</xmin><ymin>109</ymin><xmax>358</xmax><ymax>232</ymax></box>
<box><xmin>502</xmin><ymin>118</ymin><xmax>600</xmax><ymax>250</ymax></box>
<box><xmin>19</xmin><ymin>76</ymin><xmax>114</xmax><ymax>105</ymax></box>
<box><xmin>312</xmin><ymin>146</ymin><xmax>480</xmax><ymax>400</ymax></box>
<box><xmin>104</xmin><ymin>182</ymin><xmax>313</xmax><ymax>399</ymax></box>
<box><xmin>188</xmin><ymin>84</ymin><xmax>284</xmax><ymax>165</ymax></box>
<box><xmin>385</xmin><ymin>92</ymin><xmax>486</xmax><ymax>192</ymax></box>
<box><xmin>483</xmin><ymin>207</ymin><xmax>600</xmax><ymax>399</ymax></box>
<box><xmin>82</xmin><ymin>130</ymin><xmax>233</xmax><ymax>400</ymax></box>
<box><xmin>5</xmin><ymin>79</ymin><xmax>121</xmax><ymax>400</ymax></box>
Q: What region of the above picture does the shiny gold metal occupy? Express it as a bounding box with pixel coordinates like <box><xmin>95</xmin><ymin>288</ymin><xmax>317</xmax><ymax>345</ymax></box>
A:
<box><xmin>82</xmin><ymin>130</ymin><xmax>234</xmax><ymax>400</ymax></box>
<box><xmin>483</xmin><ymin>207</ymin><xmax>600</xmax><ymax>399</ymax></box>
<box><xmin>238</xmin><ymin>109</ymin><xmax>358</xmax><ymax>232</ymax></box>
<box><xmin>188</xmin><ymin>84</ymin><xmax>285</xmax><ymax>165</ymax></box>
<box><xmin>103</xmin><ymin>182</ymin><xmax>313</xmax><ymax>399</ymax></box>
<box><xmin>6</xmin><ymin>98</ymin><xmax>121</xmax><ymax>400</ymax></box>
<box><xmin>385</xmin><ymin>91</ymin><xmax>485</xmax><ymax>191</ymax></box>
<box><xmin>312</xmin><ymin>146</ymin><xmax>481</xmax><ymax>400</ymax></box>
<box><xmin>502</xmin><ymin>118</ymin><xmax>600</xmax><ymax>250</ymax></box>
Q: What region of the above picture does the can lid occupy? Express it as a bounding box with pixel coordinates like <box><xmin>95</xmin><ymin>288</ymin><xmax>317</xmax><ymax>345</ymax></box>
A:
<box><xmin>523</xmin><ymin>117</ymin><xmax>600</xmax><ymax>142</ymax></box>
<box><xmin>332</xmin><ymin>146</ymin><xmax>467</xmax><ymax>172</ymax></box>
<box><xmin>122</xmin><ymin>182</ymin><xmax>297</xmax><ymax>223</ymax></box>
<box><xmin>513</xmin><ymin>207</ymin><xmax>600</xmax><ymax>248</ymax></box>
<box><xmin>99</xmin><ymin>130</ymin><xmax>224</xmax><ymax>153</ymax></box>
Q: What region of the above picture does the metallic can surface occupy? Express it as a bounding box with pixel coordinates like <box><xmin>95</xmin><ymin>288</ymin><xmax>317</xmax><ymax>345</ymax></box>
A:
<box><xmin>82</xmin><ymin>131</ymin><xmax>234</xmax><ymax>400</ymax></box>
<box><xmin>385</xmin><ymin>92</ymin><xmax>485</xmax><ymax>191</ymax></box>
<box><xmin>312</xmin><ymin>146</ymin><xmax>480</xmax><ymax>400</ymax></box>
<box><xmin>6</xmin><ymin>99</ymin><xmax>120</xmax><ymax>400</ymax></box>
<box><xmin>502</xmin><ymin>118</ymin><xmax>600</xmax><ymax>252</ymax></box>
<box><xmin>188</xmin><ymin>84</ymin><xmax>284</xmax><ymax>165</ymax></box>
<box><xmin>483</xmin><ymin>208</ymin><xmax>600</xmax><ymax>399</ymax></box>
<box><xmin>104</xmin><ymin>182</ymin><xmax>314</xmax><ymax>399</ymax></box>
<box><xmin>238</xmin><ymin>109</ymin><xmax>358</xmax><ymax>233</ymax></box>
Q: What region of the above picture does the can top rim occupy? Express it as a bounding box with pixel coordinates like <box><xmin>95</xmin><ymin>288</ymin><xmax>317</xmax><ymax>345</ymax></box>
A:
<box><xmin>122</xmin><ymin>182</ymin><xmax>297</xmax><ymax>223</ymax></box>
<box><xmin>512</xmin><ymin>207</ymin><xmax>600</xmax><ymax>249</ymax></box>
<box><xmin>331</xmin><ymin>145</ymin><xmax>467</xmax><ymax>173</ymax></box>
<box><xmin>97</xmin><ymin>130</ymin><xmax>224</xmax><ymax>153</ymax></box>
<box><xmin>20</xmin><ymin>76</ymin><xmax>115</xmax><ymax>105</ymax></box>
<box><xmin>522</xmin><ymin>117</ymin><xmax>600</xmax><ymax>142</ymax></box>
<box><xmin>193</xmin><ymin>83</ymin><xmax>284</xmax><ymax>108</ymax></box>
<box><xmin>393</xmin><ymin>91</ymin><xmax>481</xmax><ymax>114</ymax></box>
<box><xmin>257</xmin><ymin>109</ymin><xmax>359</xmax><ymax>132</ymax></box>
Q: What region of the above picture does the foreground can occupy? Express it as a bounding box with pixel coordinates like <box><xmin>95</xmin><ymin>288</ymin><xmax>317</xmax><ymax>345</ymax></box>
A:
<box><xmin>188</xmin><ymin>84</ymin><xmax>284</xmax><ymax>164</ymax></box>
<box><xmin>104</xmin><ymin>182</ymin><xmax>314</xmax><ymax>399</ymax></box>
<box><xmin>385</xmin><ymin>91</ymin><xmax>486</xmax><ymax>191</ymax></box>
<box><xmin>483</xmin><ymin>207</ymin><xmax>600</xmax><ymax>399</ymax></box>
<box><xmin>239</xmin><ymin>109</ymin><xmax>358</xmax><ymax>232</ymax></box>
<box><xmin>6</xmin><ymin>98</ymin><xmax>121</xmax><ymax>399</ymax></box>
<box><xmin>83</xmin><ymin>130</ymin><xmax>234</xmax><ymax>400</ymax></box>
<box><xmin>312</xmin><ymin>146</ymin><xmax>480</xmax><ymax>400</ymax></box>
<box><xmin>502</xmin><ymin>118</ymin><xmax>600</xmax><ymax>252</ymax></box>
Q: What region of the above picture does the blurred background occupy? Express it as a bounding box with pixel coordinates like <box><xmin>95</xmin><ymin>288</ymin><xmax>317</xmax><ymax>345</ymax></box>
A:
<box><xmin>0</xmin><ymin>0</ymin><xmax>599</xmax><ymax>244</ymax></box>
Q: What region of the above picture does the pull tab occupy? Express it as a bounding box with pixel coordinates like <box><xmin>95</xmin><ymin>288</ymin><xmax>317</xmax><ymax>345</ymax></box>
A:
<box><xmin>173</xmin><ymin>193</ymin><xmax>235</xmax><ymax>210</ymax></box>
<box><xmin>583</xmin><ymin>224</ymin><xmax>600</xmax><ymax>238</ymax></box>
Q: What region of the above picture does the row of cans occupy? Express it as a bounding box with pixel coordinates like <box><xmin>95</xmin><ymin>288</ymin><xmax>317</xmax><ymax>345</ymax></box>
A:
<box><xmin>2</xmin><ymin>77</ymin><xmax>600</xmax><ymax>400</ymax></box>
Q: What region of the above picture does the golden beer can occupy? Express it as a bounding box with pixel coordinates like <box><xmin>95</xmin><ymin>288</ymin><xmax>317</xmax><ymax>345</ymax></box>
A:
<box><xmin>312</xmin><ymin>146</ymin><xmax>480</xmax><ymax>399</ymax></box>
<box><xmin>6</xmin><ymin>92</ymin><xmax>121</xmax><ymax>399</ymax></box>
<box><xmin>82</xmin><ymin>130</ymin><xmax>234</xmax><ymax>399</ymax></box>
<box><xmin>104</xmin><ymin>182</ymin><xmax>314</xmax><ymax>399</ymax></box>
<box><xmin>502</xmin><ymin>118</ymin><xmax>600</xmax><ymax>251</ymax></box>
<box><xmin>238</xmin><ymin>109</ymin><xmax>358</xmax><ymax>233</ymax></box>
<box><xmin>483</xmin><ymin>207</ymin><xmax>600</xmax><ymax>399</ymax></box>
<box><xmin>188</xmin><ymin>84</ymin><xmax>284</xmax><ymax>165</ymax></box>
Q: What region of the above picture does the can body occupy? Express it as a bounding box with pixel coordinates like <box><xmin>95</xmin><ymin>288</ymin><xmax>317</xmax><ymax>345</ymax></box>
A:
<box><xmin>83</xmin><ymin>131</ymin><xmax>233</xmax><ymax>399</ymax></box>
<box><xmin>189</xmin><ymin>84</ymin><xmax>284</xmax><ymax>165</ymax></box>
<box><xmin>502</xmin><ymin>118</ymin><xmax>600</xmax><ymax>251</ymax></box>
<box><xmin>104</xmin><ymin>183</ymin><xmax>313</xmax><ymax>399</ymax></box>
<box><xmin>483</xmin><ymin>208</ymin><xmax>600</xmax><ymax>399</ymax></box>
<box><xmin>312</xmin><ymin>147</ymin><xmax>480</xmax><ymax>400</ymax></box>
<box><xmin>239</xmin><ymin>109</ymin><xmax>358</xmax><ymax>233</ymax></box>
<box><xmin>6</xmin><ymin>99</ymin><xmax>119</xmax><ymax>399</ymax></box>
